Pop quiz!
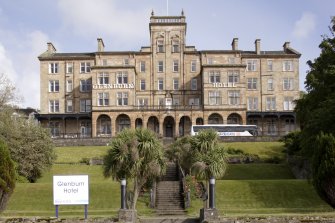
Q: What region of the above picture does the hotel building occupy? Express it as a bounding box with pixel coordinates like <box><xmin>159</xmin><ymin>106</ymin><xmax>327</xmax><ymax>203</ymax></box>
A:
<box><xmin>37</xmin><ymin>11</ymin><xmax>301</xmax><ymax>138</ymax></box>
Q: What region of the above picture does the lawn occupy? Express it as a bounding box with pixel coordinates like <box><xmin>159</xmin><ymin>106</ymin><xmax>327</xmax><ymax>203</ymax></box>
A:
<box><xmin>2</xmin><ymin>144</ymin><xmax>334</xmax><ymax>218</ymax></box>
<box><xmin>224</xmin><ymin>141</ymin><xmax>286</xmax><ymax>160</ymax></box>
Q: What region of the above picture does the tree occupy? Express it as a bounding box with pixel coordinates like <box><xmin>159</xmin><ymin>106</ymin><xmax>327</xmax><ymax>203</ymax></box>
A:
<box><xmin>103</xmin><ymin>128</ymin><xmax>166</xmax><ymax>210</ymax></box>
<box><xmin>0</xmin><ymin>73</ymin><xmax>22</xmax><ymax>108</ymax></box>
<box><xmin>189</xmin><ymin>129</ymin><xmax>227</xmax><ymax>181</ymax></box>
<box><xmin>0</xmin><ymin>140</ymin><xmax>16</xmax><ymax>213</ymax></box>
<box><xmin>0</xmin><ymin>109</ymin><xmax>55</xmax><ymax>182</ymax></box>
<box><xmin>312</xmin><ymin>133</ymin><xmax>335</xmax><ymax>207</ymax></box>
<box><xmin>295</xmin><ymin>17</ymin><xmax>335</xmax><ymax>156</ymax></box>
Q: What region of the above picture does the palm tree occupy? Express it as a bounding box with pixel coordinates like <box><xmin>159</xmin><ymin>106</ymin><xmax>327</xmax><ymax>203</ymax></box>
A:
<box><xmin>103</xmin><ymin>128</ymin><xmax>166</xmax><ymax>210</ymax></box>
<box><xmin>190</xmin><ymin>128</ymin><xmax>227</xmax><ymax>182</ymax></box>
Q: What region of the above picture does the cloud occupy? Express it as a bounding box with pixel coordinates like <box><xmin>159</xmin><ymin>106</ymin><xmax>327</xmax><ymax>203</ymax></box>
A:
<box><xmin>292</xmin><ymin>12</ymin><xmax>316</xmax><ymax>39</ymax></box>
<box><xmin>0</xmin><ymin>42</ymin><xmax>17</xmax><ymax>82</ymax></box>
<box><xmin>57</xmin><ymin>0</ymin><xmax>148</xmax><ymax>48</ymax></box>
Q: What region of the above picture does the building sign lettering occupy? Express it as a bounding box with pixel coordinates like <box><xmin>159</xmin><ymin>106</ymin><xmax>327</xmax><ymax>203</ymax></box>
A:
<box><xmin>212</xmin><ymin>83</ymin><xmax>236</xmax><ymax>88</ymax></box>
<box><xmin>92</xmin><ymin>83</ymin><xmax>134</xmax><ymax>89</ymax></box>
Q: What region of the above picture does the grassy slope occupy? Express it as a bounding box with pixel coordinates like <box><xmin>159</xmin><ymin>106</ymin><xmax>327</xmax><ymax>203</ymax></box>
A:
<box><xmin>2</xmin><ymin>144</ymin><xmax>334</xmax><ymax>218</ymax></box>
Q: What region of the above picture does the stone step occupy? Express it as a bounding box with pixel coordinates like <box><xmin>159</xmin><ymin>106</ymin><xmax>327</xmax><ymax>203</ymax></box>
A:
<box><xmin>139</xmin><ymin>217</ymin><xmax>199</xmax><ymax>223</ymax></box>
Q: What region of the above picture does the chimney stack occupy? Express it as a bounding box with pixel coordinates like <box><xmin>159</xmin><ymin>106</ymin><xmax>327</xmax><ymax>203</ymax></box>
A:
<box><xmin>231</xmin><ymin>38</ymin><xmax>238</xmax><ymax>51</ymax></box>
<box><xmin>255</xmin><ymin>39</ymin><xmax>261</xmax><ymax>55</ymax></box>
<box><xmin>283</xmin><ymin>42</ymin><xmax>290</xmax><ymax>52</ymax></box>
<box><xmin>97</xmin><ymin>38</ymin><xmax>105</xmax><ymax>52</ymax></box>
<box><xmin>47</xmin><ymin>42</ymin><xmax>56</xmax><ymax>54</ymax></box>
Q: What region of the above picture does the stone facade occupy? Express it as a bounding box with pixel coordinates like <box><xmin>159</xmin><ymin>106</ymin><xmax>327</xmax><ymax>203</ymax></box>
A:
<box><xmin>37</xmin><ymin>11</ymin><xmax>300</xmax><ymax>138</ymax></box>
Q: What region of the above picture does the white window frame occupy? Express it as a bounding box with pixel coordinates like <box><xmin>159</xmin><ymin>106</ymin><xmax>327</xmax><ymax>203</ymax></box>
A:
<box><xmin>49</xmin><ymin>100</ymin><xmax>60</xmax><ymax>113</ymax></box>
<box><xmin>80</xmin><ymin>99</ymin><xmax>91</xmax><ymax>112</ymax></box>
<box><xmin>158</xmin><ymin>79</ymin><xmax>164</xmax><ymax>90</ymax></box>
<box><xmin>209</xmin><ymin>91</ymin><xmax>220</xmax><ymax>105</ymax></box>
<box><xmin>66</xmin><ymin>80</ymin><xmax>73</xmax><ymax>92</ymax></box>
<box><xmin>267</xmin><ymin>78</ymin><xmax>274</xmax><ymax>91</ymax></box>
<box><xmin>124</xmin><ymin>58</ymin><xmax>129</xmax><ymax>66</ymax></box>
<box><xmin>191</xmin><ymin>78</ymin><xmax>197</xmax><ymax>90</ymax></box>
<box><xmin>80</xmin><ymin>79</ymin><xmax>92</xmax><ymax>92</ymax></box>
<box><xmin>117</xmin><ymin>72</ymin><xmax>128</xmax><ymax>84</ymax></box>
<box><xmin>267</xmin><ymin>60</ymin><xmax>273</xmax><ymax>71</ymax></box>
<box><xmin>66</xmin><ymin>62</ymin><xmax>73</xmax><ymax>74</ymax></box>
<box><xmin>283</xmin><ymin>78</ymin><xmax>294</xmax><ymax>90</ymax></box>
<box><xmin>284</xmin><ymin>97</ymin><xmax>294</xmax><ymax>111</ymax></box>
<box><xmin>49</xmin><ymin>80</ymin><xmax>59</xmax><ymax>92</ymax></box>
<box><xmin>283</xmin><ymin>60</ymin><xmax>293</xmax><ymax>71</ymax></box>
<box><xmin>80</xmin><ymin>62</ymin><xmax>91</xmax><ymax>73</ymax></box>
<box><xmin>140</xmin><ymin>79</ymin><xmax>146</xmax><ymax>91</ymax></box>
<box><xmin>209</xmin><ymin>71</ymin><xmax>220</xmax><ymax>83</ymax></box>
<box><xmin>49</xmin><ymin>63</ymin><xmax>59</xmax><ymax>74</ymax></box>
<box><xmin>189</xmin><ymin>98</ymin><xmax>200</xmax><ymax>106</ymax></box>
<box><xmin>138</xmin><ymin>98</ymin><xmax>148</xmax><ymax>107</ymax></box>
<box><xmin>66</xmin><ymin>100</ymin><xmax>73</xmax><ymax>113</ymax></box>
<box><xmin>247</xmin><ymin>78</ymin><xmax>258</xmax><ymax>90</ymax></box>
<box><xmin>173</xmin><ymin>78</ymin><xmax>179</xmax><ymax>90</ymax></box>
<box><xmin>158</xmin><ymin>61</ymin><xmax>164</xmax><ymax>72</ymax></box>
<box><xmin>266</xmin><ymin>97</ymin><xmax>276</xmax><ymax>111</ymax></box>
<box><xmin>157</xmin><ymin>40</ymin><xmax>164</xmax><ymax>53</ymax></box>
<box><xmin>140</xmin><ymin>61</ymin><xmax>145</xmax><ymax>72</ymax></box>
<box><xmin>117</xmin><ymin>92</ymin><xmax>128</xmax><ymax>106</ymax></box>
<box><xmin>172</xmin><ymin>40</ymin><xmax>180</xmax><ymax>53</ymax></box>
<box><xmin>173</xmin><ymin>60</ymin><xmax>179</xmax><ymax>72</ymax></box>
<box><xmin>228</xmin><ymin>71</ymin><xmax>240</xmax><ymax>84</ymax></box>
<box><xmin>98</xmin><ymin>92</ymin><xmax>109</xmax><ymax>106</ymax></box>
<box><xmin>228</xmin><ymin>90</ymin><xmax>240</xmax><ymax>105</ymax></box>
<box><xmin>247</xmin><ymin>60</ymin><xmax>257</xmax><ymax>71</ymax></box>
<box><xmin>191</xmin><ymin>60</ymin><xmax>196</xmax><ymax>72</ymax></box>
<box><xmin>247</xmin><ymin>97</ymin><xmax>258</xmax><ymax>111</ymax></box>
<box><xmin>98</xmin><ymin>72</ymin><xmax>109</xmax><ymax>85</ymax></box>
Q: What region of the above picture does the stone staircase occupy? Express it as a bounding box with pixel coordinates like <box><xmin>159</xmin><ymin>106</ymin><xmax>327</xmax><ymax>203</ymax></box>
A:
<box><xmin>155</xmin><ymin>162</ymin><xmax>186</xmax><ymax>215</ymax></box>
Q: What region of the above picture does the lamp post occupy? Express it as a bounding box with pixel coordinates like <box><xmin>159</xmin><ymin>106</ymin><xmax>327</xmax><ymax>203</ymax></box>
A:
<box><xmin>209</xmin><ymin>177</ymin><xmax>215</xmax><ymax>209</ymax></box>
<box><xmin>121</xmin><ymin>179</ymin><xmax>126</xmax><ymax>209</ymax></box>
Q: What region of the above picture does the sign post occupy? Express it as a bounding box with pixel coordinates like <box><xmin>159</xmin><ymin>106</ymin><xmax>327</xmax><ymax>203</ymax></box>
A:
<box><xmin>53</xmin><ymin>175</ymin><xmax>89</xmax><ymax>219</ymax></box>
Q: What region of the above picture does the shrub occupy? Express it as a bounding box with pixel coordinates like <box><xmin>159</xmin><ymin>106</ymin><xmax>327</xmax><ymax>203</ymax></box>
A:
<box><xmin>281</xmin><ymin>131</ymin><xmax>302</xmax><ymax>155</ymax></box>
<box><xmin>0</xmin><ymin>140</ymin><xmax>16</xmax><ymax>212</ymax></box>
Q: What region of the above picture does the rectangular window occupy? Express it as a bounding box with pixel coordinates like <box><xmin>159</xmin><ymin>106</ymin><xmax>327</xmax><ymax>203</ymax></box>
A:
<box><xmin>191</xmin><ymin>78</ymin><xmax>197</xmax><ymax>90</ymax></box>
<box><xmin>102</xmin><ymin>59</ymin><xmax>108</xmax><ymax>66</ymax></box>
<box><xmin>208</xmin><ymin>58</ymin><xmax>213</xmax><ymax>65</ymax></box>
<box><xmin>138</xmin><ymin>98</ymin><xmax>148</xmax><ymax>107</ymax></box>
<box><xmin>283</xmin><ymin>78</ymin><xmax>294</xmax><ymax>90</ymax></box>
<box><xmin>49</xmin><ymin>80</ymin><xmax>59</xmax><ymax>92</ymax></box>
<box><xmin>49</xmin><ymin>121</ymin><xmax>60</xmax><ymax>137</ymax></box>
<box><xmin>66</xmin><ymin>62</ymin><xmax>73</xmax><ymax>74</ymax></box>
<box><xmin>140</xmin><ymin>61</ymin><xmax>145</xmax><ymax>72</ymax></box>
<box><xmin>172</xmin><ymin>40</ymin><xmax>180</xmax><ymax>53</ymax></box>
<box><xmin>49</xmin><ymin>63</ymin><xmax>59</xmax><ymax>74</ymax></box>
<box><xmin>98</xmin><ymin>93</ymin><xmax>109</xmax><ymax>106</ymax></box>
<box><xmin>191</xmin><ymin>60</ymin><xmax>196</xmax><ymax>72</ymax></box>
<box><xmin>247</xmin><ymin>97</ymin><xmax>258</xmax><ymax>111</ymax></box>
<box><xmin>80</xmin><ymin>62</ymin><xmax>91</xmax><ymax>73</ymax></box>
<box><xmin>267</xmin><ymin>78</ymin><xmax>274</xmax><ymax>91</ymax></box>
<box><xmin>173</xmin><ymin>60</ymin><xmax>179</xmax><ymax>72</ymax></box>
<box><xmin>209</xmin><ymin>91</ymin><xmax>220</xmax><ymax>105</ymax></box>
<box><xmin>266</xmin><ymin>97</ymin><xmax>276</xmax><ymax>110</ymax></box>
<box><xmin>158</xmin><ymin>79</ymin><xmax>164</xmax><ymax>90</ymax></box>
<box><xmin>284</xmin><ymin>97</ymin><xmax>295</xmax><ymax>111</ymax></box>
<box><xmin>66</xmin><ymin>80</ymin><xmax>73</xmax><ymax>92</ymax></box>
<box><xmin>247</xmin><ymin>78</ymin><xmax>258</xmax><ymax>90</ymax></box>
<box><xmin>66</xmin><ymin>100</ymin><xmax>73</xmax><ymax>112</ymax></box>
<box><xmin>173</xmin><ymin>78</ymin><xmax>179</xmax><ymax>90</ymax></box>
<box><xmin>158</xmin><ymin>61</ymin><xmax>164</xmax><ymax>72</ymax></box>
<box><xmin>267</xmin><ymin>60</ymin><xmax>273</xmax><ymax>71</ymax></box>
<box><xmin>209</xmin><ymin>71</ymin><xmax>220</xmax><ymax>83</ymax></box>
<box><xmin>98</xmin><ymin>72</ymin><xmax>109</xmax><ymax>85</ymax></box>
<box><xmin>80</xmin><ymin>99</ymin><xmax>91</xmax><ymax>112</ymax></box>
<box><xmin>247</xmin><ymin>60</ymin><xmax>257</xmax><ymax>71</ymax></box>
<box><xmin>283</xmin><ymin>60</ymin><xmax>293</xmax><ymax>71</ymax></box>
<box><xmin>228</xmin><ymin>90</ymin><xmax>240</xmax><ymax>105</ymax></box>
<box><xmin>173</xmin><ymin>98</ymin><xmax>180</xmax><ymax>106</ymax></box>
<box><xmin>157</xmin><ymin>40</ymin><xmax>164</xmax><ymax>53</ymax></box>
<box><xmin>117</xmin><ymin>72</ymin><xmax>128</xmax><ymax>84</ymax></box>
<box><xmin>80</xmin><ymin>79</ymin><xmax>92</xmax><ymax>92</ymax></box>
<box><xmin>124</xmin><ymin>58</ymin><xmax>129</xmax><ymax>66</ymax></box>
<box><xmin>228</xmin><ymin>71</ymin><xmax>240</xmax><ymax>84</ymax></box>
<box><xmin>117</xmin><ymin>92</ymin><xmax>128</xmax><ymax>106</ymax></box>
<box><xmin>49</xmin><ymin>100</ymin><xmax>59</xmax><ymax>113</ymax></box>
<box><xmin>140</xmin><ymin>79</ymin><xmax>146</xmax><ymax>91</ymax></box>
<box><xmin>189</xmin><ymin>98</ymin><xmax>200</xmax><ymax>106</ymax></box>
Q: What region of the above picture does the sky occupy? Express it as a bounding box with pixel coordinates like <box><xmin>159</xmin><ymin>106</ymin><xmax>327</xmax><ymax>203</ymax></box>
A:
<box><xmin>0</xmin><ymin>0</ymin><xmax>334</xmax><ymax>109</ymax></box>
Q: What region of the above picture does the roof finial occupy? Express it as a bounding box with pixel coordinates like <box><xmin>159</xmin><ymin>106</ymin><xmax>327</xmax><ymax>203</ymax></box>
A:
<box><xmin>181</xmin><ymin>9</ymin><xmax>184</xmax><ymax>16</ymax></box>
<box><xmin>151</xmin><ymin>9</ymin><xmax>154</xmax><ymax>16</ymax></box>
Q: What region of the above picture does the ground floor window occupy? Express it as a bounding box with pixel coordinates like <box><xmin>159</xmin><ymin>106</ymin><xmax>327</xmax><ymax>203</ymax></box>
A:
<box><xmin>49</xmin><ymin>121</ymin><xmax>61</xmax><ymax>137</ymax></box>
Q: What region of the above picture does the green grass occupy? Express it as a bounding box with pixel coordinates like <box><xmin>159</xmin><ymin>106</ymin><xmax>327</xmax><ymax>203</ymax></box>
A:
<box><xmin>186</xmin><ymin>180</ymin><xmax>334</xmax><ymax>216</ymax></box>
<box><xmin>224</xmin><ymin>141</ymin><xmax>286</xmax><ymax>160</ymax></box>
<box><xmin>223</xmin><ymin>164</ymin><xmax>295</xmax><ymax>180</ymax></box>
<box><xmin>54</xmin><ymin>146</ymin><xmax>109</xmax><ymax>163</ymax></box>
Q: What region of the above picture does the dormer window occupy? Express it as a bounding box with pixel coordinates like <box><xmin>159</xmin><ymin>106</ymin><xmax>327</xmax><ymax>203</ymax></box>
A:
<box><xmin>157</xmin><ymin>40</ymin><xmax>164</xmax><ymax>53</ymax></box>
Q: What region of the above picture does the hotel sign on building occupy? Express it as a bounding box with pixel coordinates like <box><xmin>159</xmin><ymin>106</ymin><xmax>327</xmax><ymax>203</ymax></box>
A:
<box><xmin>37</xmin><ymin>10</ymin><xmax>300</xmax><ymax>138</ymax></box>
